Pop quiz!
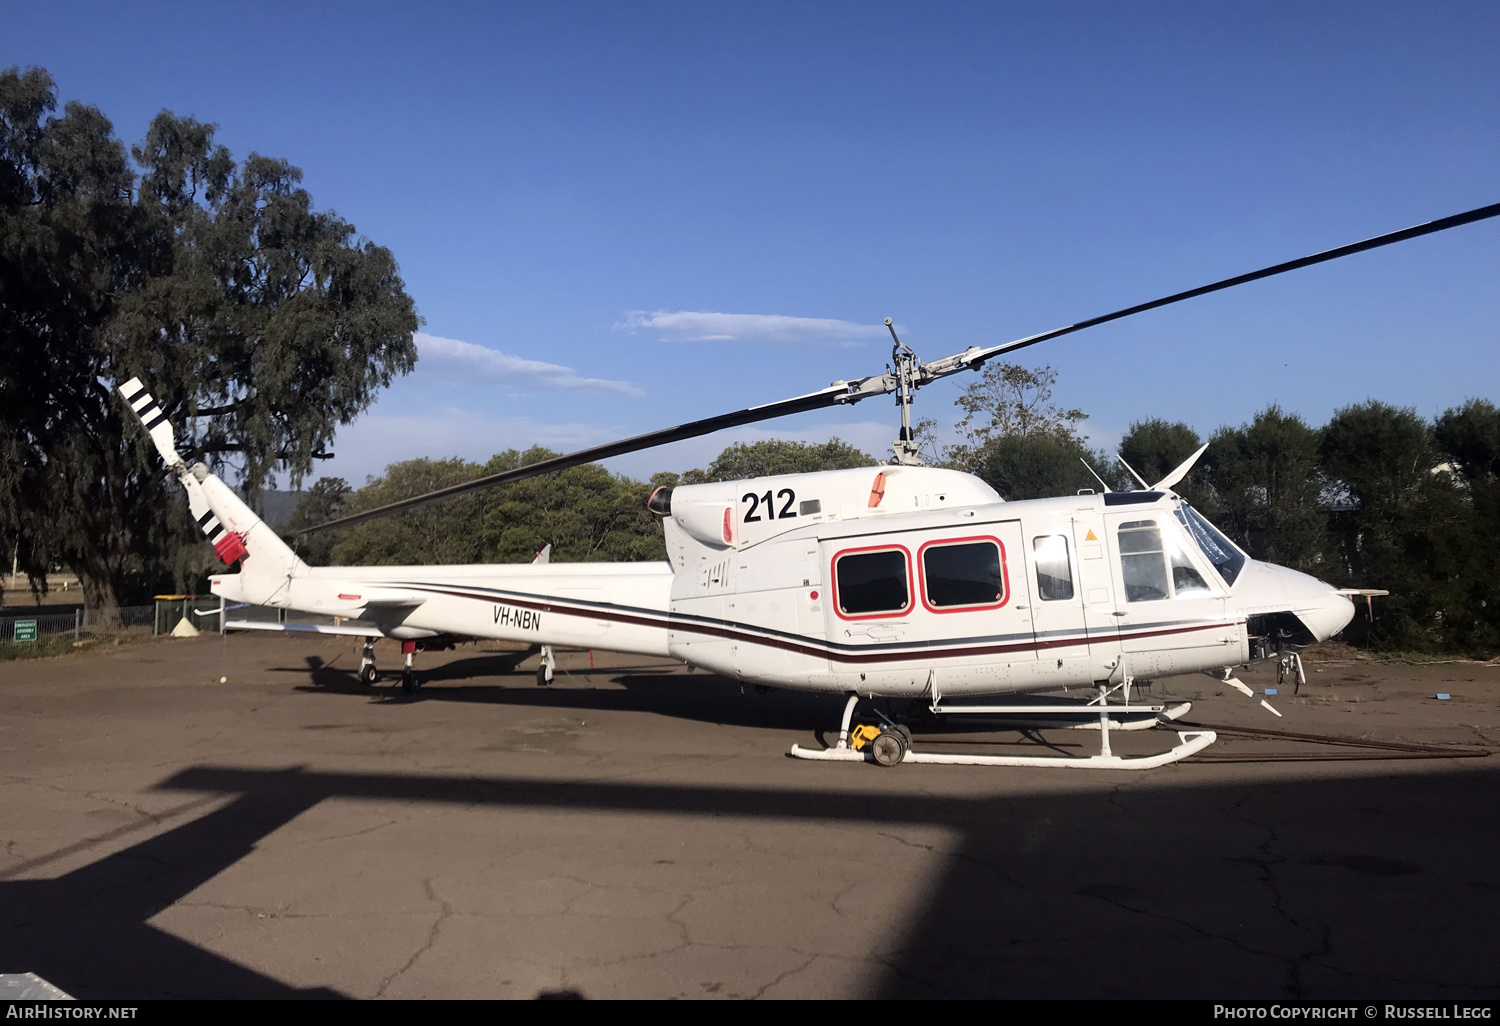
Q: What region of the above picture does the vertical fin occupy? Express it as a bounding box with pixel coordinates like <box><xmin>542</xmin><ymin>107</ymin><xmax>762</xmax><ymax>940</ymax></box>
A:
<box><xmin>118</xmin><ymin>378</ymin><xmax>306</xmax><ymax>579</ymax></box>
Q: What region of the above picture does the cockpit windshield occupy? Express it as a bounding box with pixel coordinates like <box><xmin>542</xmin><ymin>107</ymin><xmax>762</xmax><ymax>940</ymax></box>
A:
<box><xmin>1174</xmin><ymin>504</ymin><xmax>1246</xmax><ymax>586</ymax></box>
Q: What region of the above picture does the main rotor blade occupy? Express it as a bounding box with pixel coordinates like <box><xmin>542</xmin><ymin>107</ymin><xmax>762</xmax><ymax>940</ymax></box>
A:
<box><xmin>965</xmin><ymin>201</ymin><xmax>1500</xmax><ymax>366</ymax></box>
<box><xmin>305</xmin><ymin>201</ymin><xmax>1498</xmax><ymax>534</ymax></box>
<box><xmin>302</xmin><ymin>383</ymin><xmax>858</xmax><ymax>533</ymax></box>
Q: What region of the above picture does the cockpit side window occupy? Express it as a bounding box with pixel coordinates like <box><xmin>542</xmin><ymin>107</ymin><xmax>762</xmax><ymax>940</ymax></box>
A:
<box><xmin>1168</xmin><ymin>545</ymin><xmax>1212</xmax><ymax>596</ymax></box>
<box><xmin>1175</xmin><ymin>505</ymin><xmax>1247</xmax><ymax>585</ymax></box>
<box><xmin>1118</xmin><ymin>520</ymin><xmax>1170</xmax><ymax>602</ymax></box>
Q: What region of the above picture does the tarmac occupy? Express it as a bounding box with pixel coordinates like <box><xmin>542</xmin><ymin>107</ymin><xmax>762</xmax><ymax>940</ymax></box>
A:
<box><xmin>1</xmin><ymin>633</ymin><xmax>1497</xmax><ymax>999</ymax></box>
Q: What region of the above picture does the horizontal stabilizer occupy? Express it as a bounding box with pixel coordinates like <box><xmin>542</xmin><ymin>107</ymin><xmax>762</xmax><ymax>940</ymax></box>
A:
<box><xmin>227</xmin><ymin>620</ymin><xmax>387</xmax><ymax>636</ymax></box>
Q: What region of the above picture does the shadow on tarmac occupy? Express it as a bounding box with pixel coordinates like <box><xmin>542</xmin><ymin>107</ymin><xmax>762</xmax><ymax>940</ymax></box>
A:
<box><xmin>3</xmin><ymin>761</ymin><xmax>1497</xmax><ymax>999</ymax></box>
<box><xmin>280</xmin><ymin>654</ymin><xmax>858</xmax><ymax>733</ymax></box>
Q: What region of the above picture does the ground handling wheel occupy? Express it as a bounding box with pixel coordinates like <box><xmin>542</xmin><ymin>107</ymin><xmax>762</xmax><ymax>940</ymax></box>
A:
<box><xmin>870</xmin><ymin>729</ymin><xmax>909</xmax><ymax>767</ymax></box>
<box><xmin>359</xmin><ymin>665</ymin><xmax>378</xmax><ymax>685</ymax></box>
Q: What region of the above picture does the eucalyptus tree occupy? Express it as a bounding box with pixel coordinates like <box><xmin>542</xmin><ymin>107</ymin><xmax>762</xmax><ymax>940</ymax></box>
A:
<box><xmin>0</xmin><ymin>68</ymin><xmax>419</xmax><ymax>622</ymax></box>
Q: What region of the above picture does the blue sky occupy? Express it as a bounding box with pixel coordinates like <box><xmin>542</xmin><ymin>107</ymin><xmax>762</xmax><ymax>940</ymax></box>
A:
<box><xmin>8</xmin><ymin>1</ymin><xmax>1498</xmax><ymax>485</ymax></box>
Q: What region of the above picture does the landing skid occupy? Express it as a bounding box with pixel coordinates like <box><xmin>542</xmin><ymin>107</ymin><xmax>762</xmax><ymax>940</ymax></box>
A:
<box><xmin>922</xmin><ymin>698</ymin><xmax>1193</xmax><ymax>732</ymax></box>
<box><xmin>790</xmin><ymin>688</ymin><xmax>1217</xmax><ymax>770</ymax></box>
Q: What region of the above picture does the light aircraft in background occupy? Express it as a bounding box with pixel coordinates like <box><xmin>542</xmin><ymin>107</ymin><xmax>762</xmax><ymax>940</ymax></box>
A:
<box><xmin>119</xmin><ymin>202</ymin><xmax>1498</xmax><ymax>769</ymax></box>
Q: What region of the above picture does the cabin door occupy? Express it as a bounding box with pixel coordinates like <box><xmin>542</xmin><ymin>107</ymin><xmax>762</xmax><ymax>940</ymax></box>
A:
<box><xmin>1019</xmin><ymin>513</ymin><xmax>1099</xmax><ymax>683</ymax></box>
<box><xmin>1068</xmin><ymin>508</ymin><xmax>1125</xmax><ymax>680</ymax></box>
<box><xmin>1103</xmin><ymin>509</ymin><xmax>1230</xmax><ymax>678</ymax></box>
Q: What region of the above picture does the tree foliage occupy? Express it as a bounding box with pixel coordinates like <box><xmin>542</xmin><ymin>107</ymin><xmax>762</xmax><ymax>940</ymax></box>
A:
<box><xmin>1203</xmin><ymin>407</ymin><xmax>1327</xmax><ymax>576</ymax></box>
<box><xmin>0</xmin><ymin>68</ymin><xmax>418</xmax><ymax>621</ymax></box>
<box><xmin>674</xmin><ymin>438</ymin><xmax>879</xmax><ymax>484</ymax></box>
<box><xmin>943</xmin><ymin>363</ymin><xmax>1121</xmax><ymax>497</ymax></box>
<box><xmin>476</xmin><ymin>448</ymin><xmax>662</xmax><ymax>564</ymax></box>
<box><xmin>323</xmin><ymin>451</ymin><xmax>665</xmax><ymax>567</ymax></box>
<box><xmin>282</xmin><ymin>477</ymin><xmax>351</xmax><ymax>566</ymax></box>
<box><xmin>974</xmin><ymin>432</ymin><xmax>1120</xmax><ymax>501</ymax></box>
<box><xmin>1319</xmin><ymin>401</ymin><xmax>1494</xmax><ymax>653</ymax></box>
<box><xmin>329</xmin><ymin>459</ymin><xmax>489</xmax><ymax>566</ymax></box>
<box><xmin>955</xmin><ymin>363</ymin><xmax>1085</xmax><ymax>444</ymax></box>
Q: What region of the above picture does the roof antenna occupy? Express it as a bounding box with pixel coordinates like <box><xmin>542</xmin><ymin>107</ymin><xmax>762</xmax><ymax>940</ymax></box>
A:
<box><xmin>1116</xmin><ymin>453</ymin><xmax>1150</xmax><ymax>490</ymax></box>
<box><xmin>1079</xmin><ymin>457</ymin><xmax>1111</xmax><ymax>492</ymax></box>
<box><xmin>886</xmin><ymin>318</ymin><xmax>924</xmax><ymax>466</ymax></box>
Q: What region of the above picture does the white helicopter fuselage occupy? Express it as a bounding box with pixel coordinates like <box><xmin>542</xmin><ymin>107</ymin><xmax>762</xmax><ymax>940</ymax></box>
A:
<box><xmin>206</xmin><ymin>464</ymin><xmax>1355</xmax><ymax>699</ymax></box>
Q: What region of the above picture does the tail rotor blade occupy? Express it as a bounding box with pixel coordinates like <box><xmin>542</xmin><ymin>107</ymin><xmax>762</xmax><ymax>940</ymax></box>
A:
<box><xmin>118</xmin><ymin>378</ymin><xmax>183</xmax><ymax>469</ymax></box>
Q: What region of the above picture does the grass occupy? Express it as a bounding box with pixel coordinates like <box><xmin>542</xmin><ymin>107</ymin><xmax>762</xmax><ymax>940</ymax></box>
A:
<box><xmin>0</xmin><ymin>634</ymin><xmax>83</xmax><ymax>661</ymax></box>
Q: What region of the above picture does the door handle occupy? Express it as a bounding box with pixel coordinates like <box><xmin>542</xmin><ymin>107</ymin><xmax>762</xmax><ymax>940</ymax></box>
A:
<box><xmin>1111</xmin><ymin>611</ymin><xmax>1127</xmax><ymax>617</ymax></box>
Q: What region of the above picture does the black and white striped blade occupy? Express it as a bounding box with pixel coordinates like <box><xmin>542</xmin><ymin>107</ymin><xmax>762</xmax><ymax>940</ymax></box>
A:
<box><xmin>118</xmin><ymin>378</ymin><xmax>181</xmax><ymax>466</ymax></box>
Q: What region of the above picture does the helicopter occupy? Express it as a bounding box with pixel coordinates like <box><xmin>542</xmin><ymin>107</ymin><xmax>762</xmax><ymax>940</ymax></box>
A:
<box><xmin>119</xmin><ymin>202</ymin><xmax>1499</xmax><ymax>769</ymax></box>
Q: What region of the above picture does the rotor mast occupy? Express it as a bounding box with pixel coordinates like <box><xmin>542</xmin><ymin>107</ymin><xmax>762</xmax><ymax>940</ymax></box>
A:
<box><xmin>885</xmin><ymin>318</ymin><xmax>924</xmax><ymax>466</ymax></box>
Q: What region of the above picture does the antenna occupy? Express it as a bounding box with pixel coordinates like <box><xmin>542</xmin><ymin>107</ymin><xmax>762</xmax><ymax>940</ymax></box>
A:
<box><xmin>1116</xmin><ymin>453</ymin><xmax>1150</xmax><ymax>490</ymax></box>
<box><xmin>887</xmin><ymin>318</ymin><xmax>923</xmax><ymax>466</ymax></box>
<box><xmin>1079</xmin><ymin>457</ymin><xmax>1111</xmax><ymax>492</ymax></box>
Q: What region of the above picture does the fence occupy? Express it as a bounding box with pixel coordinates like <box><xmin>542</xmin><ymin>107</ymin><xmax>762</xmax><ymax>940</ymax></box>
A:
<box><xmin>1</xmin><ymin>599</ymin><xmax>345</xmax><ymax>647</ymax></box>
<box><xmin>0</xmin><ymin>605</ymin><xmax>154</xmax><ymax>644</ymax></box>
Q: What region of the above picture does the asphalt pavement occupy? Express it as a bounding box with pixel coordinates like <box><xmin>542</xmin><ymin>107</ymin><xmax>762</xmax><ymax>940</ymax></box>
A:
<box><xmin>1</xmin><ymin>634</ymin><xmax>1496</xmax><ymax>999</ymax></box>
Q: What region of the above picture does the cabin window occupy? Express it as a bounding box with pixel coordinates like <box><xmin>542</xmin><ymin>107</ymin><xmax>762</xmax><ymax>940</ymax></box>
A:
<box><xmin>920</xmin><ymin>539</ymin><xmax>1006</xmax><ymax>611</ymax></box>
<box><xmin>1118</xmin><ymin>520</ymin><xmax>1170</xmax><ymax>602</ymax></box>
<box><xmin>834</xmin><ymin>547</ymin><xmax>911</xmax><ymax>617</ymax></box>
<box><xmin>1033</xmin><ymin>535</ymin><xmax>1074</xmax><ymax>601</ymax></box>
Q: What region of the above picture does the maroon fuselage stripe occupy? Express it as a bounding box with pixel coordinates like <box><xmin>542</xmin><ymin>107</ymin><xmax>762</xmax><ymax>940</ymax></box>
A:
<box><xmin>397</xmin><ymin>584</ymin><xmax>1240</xmax><ymax>665</ymax></box>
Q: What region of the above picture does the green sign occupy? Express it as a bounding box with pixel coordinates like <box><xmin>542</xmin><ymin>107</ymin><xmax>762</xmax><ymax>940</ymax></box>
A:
<box><xmin>13</xmin><ymin>619</ymin><xmax>37</xmax><ymax>642</ymax></box>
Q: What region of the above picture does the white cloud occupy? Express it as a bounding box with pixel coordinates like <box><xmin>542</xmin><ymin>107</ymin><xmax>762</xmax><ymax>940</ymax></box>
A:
<box><xmin>616</xmin><ymin>310</ymin><xmax>887</xmax><ymax>346</ymax></box>
<box><xmin>417</xmin><ymin>332</ymin><xmax>643</xmax><ymax>396</ymax></box>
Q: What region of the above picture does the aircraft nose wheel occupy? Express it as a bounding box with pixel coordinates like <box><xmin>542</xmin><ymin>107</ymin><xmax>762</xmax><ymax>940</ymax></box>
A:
<box><xmin>870</xmin><ymin>730</ymin><xmax>909</xmax><ymax>767</ymax></box>
<box><xmin>359</xmin><ymin>664</ymin><xmax>378</xmax><ymax>685</ymax></box>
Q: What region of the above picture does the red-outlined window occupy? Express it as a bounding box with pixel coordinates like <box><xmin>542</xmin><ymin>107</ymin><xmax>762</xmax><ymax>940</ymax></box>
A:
<box><xmin>831</xmin><ymin>544</ymin><xmax>914</xmax><ymax>620</ymax></box>
<box><xmin>917</xmin><ymin>536</ymin><xmax>1009</xmax><ymax>614</ymax></box>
